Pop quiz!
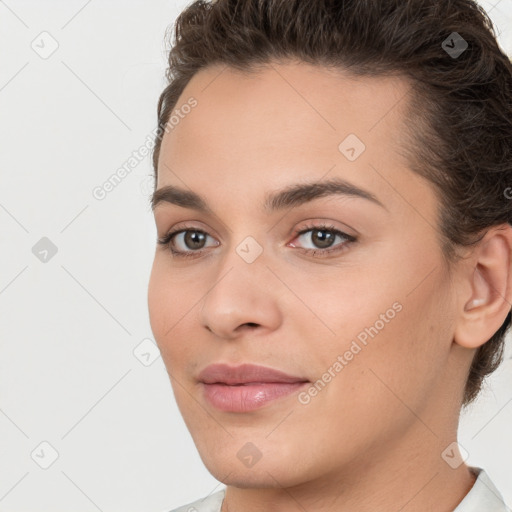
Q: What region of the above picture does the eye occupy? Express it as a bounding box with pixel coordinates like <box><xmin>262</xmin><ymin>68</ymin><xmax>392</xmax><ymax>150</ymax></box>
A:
<box><xmin>157</xmin><ymin>225</ymin><xmax>219</xmax><ymax>259</ymax></box>
<box><xmin>289</xmin><ymin>223</ymin><xmax>356</xmax><ymax>257</ymax></box>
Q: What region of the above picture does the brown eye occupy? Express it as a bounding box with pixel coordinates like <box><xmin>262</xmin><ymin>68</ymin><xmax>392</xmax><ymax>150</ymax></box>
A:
<box><xmin>157</xmin><ymin>228</ymin><xmax>219</xmax><ymax>258</ymax></box>
<box><xmin>183</xmin><ymin>230</ymin><xmax>207</xmax><ymax>250</ymax></box>
<box><xmin>309</xmin><ymin>229</ymin><xmax>337</xmax><ymax>249</ymax></box>
<box><xmin>290</xmin><ymin>223</ymin><xmax>357</xmax><ymax>258</ymax></box>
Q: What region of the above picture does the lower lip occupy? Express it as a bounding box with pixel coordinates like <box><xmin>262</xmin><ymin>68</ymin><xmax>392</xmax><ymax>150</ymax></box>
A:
<box><xmin>201</xmin><ymin>381</ymin><xmax>309</xmax><ymax>412</ymax></box>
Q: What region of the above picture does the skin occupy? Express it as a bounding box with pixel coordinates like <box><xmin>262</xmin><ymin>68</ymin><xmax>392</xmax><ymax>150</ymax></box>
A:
<box><xmin>147</xmin><ymin>61</ymin><xmax>512</xmax><ymax>512</ymax></box>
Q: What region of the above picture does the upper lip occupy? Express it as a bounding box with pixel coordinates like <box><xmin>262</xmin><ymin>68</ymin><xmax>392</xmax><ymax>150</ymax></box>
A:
<box><xmin>198</xmin><ymin>363</ymin><xmax>309</xmax><ymax>385</ymax></box>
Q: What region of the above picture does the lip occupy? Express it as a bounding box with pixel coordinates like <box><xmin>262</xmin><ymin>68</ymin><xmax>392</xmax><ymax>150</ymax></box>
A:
<box><xmin>198</xmin><ymin>363</ymin><xmax>310</xmax><ymax>413</ymax></box>
<box><xmin>197</xmin><ymin>363</ymin><xmax>308</xmax><ymax>385</ymax></box>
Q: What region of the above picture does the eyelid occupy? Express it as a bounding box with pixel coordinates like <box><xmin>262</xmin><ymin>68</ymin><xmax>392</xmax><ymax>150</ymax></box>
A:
<box><xmin>157</xmin><ymin>220</ymin><xmax>220</xmax><ymax>243</ymax></box>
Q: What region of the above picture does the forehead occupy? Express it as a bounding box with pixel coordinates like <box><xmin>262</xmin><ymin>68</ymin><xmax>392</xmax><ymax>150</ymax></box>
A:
<box><xmin>156</xmin><ymin>61</ymin><xmax>426</xmax><ymax>216</ymax></box>
<box><xmin>159</xmin><ymin>61</ymin><xmax>411</xmax><ymax>162</ymax></box>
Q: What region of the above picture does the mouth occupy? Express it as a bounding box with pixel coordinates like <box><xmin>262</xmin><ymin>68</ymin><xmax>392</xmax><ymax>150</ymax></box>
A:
<box><xmin>197</xmin><ymin>363</ymin><xmax>310</xmax><ymax>413</ymax></box>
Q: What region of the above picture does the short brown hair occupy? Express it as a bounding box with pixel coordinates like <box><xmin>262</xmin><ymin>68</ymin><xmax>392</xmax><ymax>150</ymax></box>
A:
<box><xmin>152</xmin><ymin>0</ymin><xmax>512</xmax><ymax>408</ymax></box>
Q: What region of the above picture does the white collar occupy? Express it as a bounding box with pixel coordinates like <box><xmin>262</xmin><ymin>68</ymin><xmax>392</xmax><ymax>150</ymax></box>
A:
<box><xmin>453</xmin><ymin>466</ymin><xmax>510</xmax><ymax>511</ymax></box>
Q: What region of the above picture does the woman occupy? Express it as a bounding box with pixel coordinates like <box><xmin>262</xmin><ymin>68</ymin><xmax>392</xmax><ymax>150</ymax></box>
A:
<box><xmin>147</xmin><ymin>0</ymin><xmax>512</xmax><ymax>510</ymax></box>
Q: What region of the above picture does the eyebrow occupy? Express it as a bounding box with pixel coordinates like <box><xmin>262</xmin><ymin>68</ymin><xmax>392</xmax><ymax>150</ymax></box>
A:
<box><xmin>151</xmin><ymin>177</ymin><xmax>386</xmax><ymax>213</ymax></box>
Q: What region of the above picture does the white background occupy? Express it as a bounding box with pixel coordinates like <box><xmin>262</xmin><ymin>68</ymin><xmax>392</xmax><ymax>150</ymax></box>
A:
<box><xmin>1</xmin><ymin>1</ymin><xmax>511</xmax><ymax>510</ymax></box>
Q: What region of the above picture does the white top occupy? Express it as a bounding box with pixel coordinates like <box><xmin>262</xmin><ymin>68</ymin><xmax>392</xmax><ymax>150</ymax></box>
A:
<box><xmin>166</xmin><ymin>467</ymin><xmax>510</xmax><ymax>512</ymax></box>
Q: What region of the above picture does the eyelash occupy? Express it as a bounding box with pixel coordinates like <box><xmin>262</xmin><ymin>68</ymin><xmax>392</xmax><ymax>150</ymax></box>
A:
<box><xmin>157</xmin><ymin>223</ymin><xmax>357</xmax><ymax>259</ymax></box>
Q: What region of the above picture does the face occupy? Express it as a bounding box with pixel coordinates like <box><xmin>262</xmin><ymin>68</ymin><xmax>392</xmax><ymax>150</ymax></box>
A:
<box><xmin>148</xmin><ymin>61</ymin><xmax>467</xmax><ymax>488</ymax></box>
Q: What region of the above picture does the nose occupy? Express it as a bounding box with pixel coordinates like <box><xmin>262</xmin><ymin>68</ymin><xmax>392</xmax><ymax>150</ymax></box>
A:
<box><xmin>199</xmin><ymin>250</ymin><xmax>282</xmax><ymax>340</ymax></box>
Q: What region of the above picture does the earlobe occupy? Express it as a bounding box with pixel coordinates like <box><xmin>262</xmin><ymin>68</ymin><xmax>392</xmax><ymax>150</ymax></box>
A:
<box><xmin>454</xmin><ymin>225</ymin><xmax>512</xmax><ymax>350</ymax></box>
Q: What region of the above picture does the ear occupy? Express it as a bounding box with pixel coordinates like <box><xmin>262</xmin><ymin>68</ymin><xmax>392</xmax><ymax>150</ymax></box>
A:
<box><xmin>454</xmin><ymin>224</ymin><xmax>512</xmax><ymax>349</ymax></box>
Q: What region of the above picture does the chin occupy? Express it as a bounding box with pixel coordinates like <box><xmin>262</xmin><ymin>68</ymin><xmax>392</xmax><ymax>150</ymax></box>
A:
<box><xmin>204</xmin><ymin>460</ymin><xmax>304</xmax><ymax>489</ymax></box>
<box><xmin>196</xmin><ymin>439</ymin><xmax>318</xmax><ymax>489</ymax></box>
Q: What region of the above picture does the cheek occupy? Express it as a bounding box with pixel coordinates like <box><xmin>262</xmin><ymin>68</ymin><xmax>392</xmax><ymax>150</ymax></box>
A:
<box><xmin>322</xmin><ymin>271</ymin><xmax>453</xmax><ymax>418</ymax></box>
<box><xmin>301</xmin><ymin>244</ymin><xmax>453</xmax><ymax>407</ymax></box>
<box><xmin>147</xmin><ymin>259</ymin><xmax>189</xmax><ymax>360</ymax></box>
<box><xmin>147</xmin><ymin>261</ymin><xmax>169</xmax><ymax>341</ymax></box>
<box><xmin>292</xmin><ymin>263</ymin><xmax>400</xmax><ymax>357</ymax></box>
<box><xmin>147</xmin><ymin>257</ymin><xmax>213</xmax><ymax>385</ymax></box>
